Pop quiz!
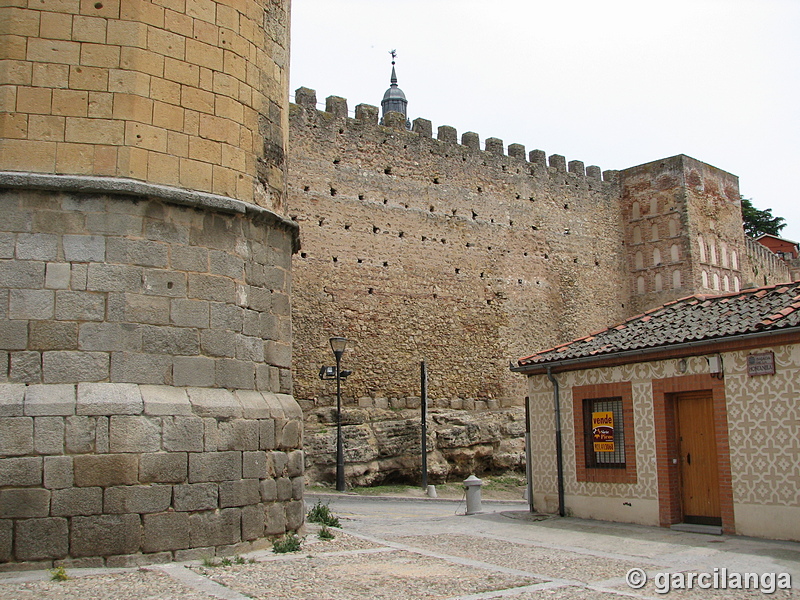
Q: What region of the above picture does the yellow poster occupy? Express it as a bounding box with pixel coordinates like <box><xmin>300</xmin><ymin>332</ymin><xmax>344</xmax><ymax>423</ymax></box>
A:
<box><xmin>592</xmin><ymin>411</ymin><xmax>615</xmax><ymax>452</ymax></box>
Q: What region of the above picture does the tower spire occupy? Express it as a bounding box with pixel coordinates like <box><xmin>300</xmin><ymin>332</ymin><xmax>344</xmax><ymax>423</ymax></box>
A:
<box><xmin>381</xmin><ymin>49</ymin><xmax>410</xmax><ymax>129</ymax></box>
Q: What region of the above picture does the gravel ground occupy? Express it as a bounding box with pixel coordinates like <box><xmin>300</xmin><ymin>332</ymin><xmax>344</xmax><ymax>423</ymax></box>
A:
<box><xmin>390</xmin><ymin>533</ymin><xmax>643</xmax><ymax>584</ymax></box>
<box><xmin>1</xmin><ymin>497</ymin><xmax>797</xmax><ymax>600</ymax></box>
<box><xmin>0</xmin><ymin>569</ymin><xmax>219</xmax><ymax>600</ymax></box>
<box><xmin>198</xmin><ymin>549</ymin><xmax>541</xmax><ymax>600</ymax></box>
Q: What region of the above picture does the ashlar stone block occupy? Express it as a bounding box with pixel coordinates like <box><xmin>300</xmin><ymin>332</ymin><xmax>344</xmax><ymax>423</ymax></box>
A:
<box><xmin>162</xmin><ymin>415</ymin><xmax>204</xmax><ymax>452</ymax></box>
<box><xmin>188</xmin><ymin>451</ymin><xmax>241</xmax><ymax>483</ymax></box>
<box><xmin>0</xmin><ymin>488</ymin><xmax>51</xmax><ymax>518</ymax></box>
<box><xmin>104</xmin><ymin>485</ymin><xmax>172</xmax><ymax>514</ymax></box>
<box><xmin>0</xmin><ymin>416</ymin><xmax>34</xmax><ymax>455</ymax></box>
<box><xmin>44</xmin><ymin>455</ymin><xmax>73</xmax><ymax>489</ymax></box>
<box><xmin>50</xmin><ymin>487</ymin><xmax>103</xmax><ymax>517</ymax></box>
<box><xmin>0</xmin><ymin>456</ymin><xmax>43</xmax><ymax>486</ymax></box>
<box><xmin>73</xmin><ymin>453</ymin><xmax>139</xmax><ymax>487</ymax></box>
<box><xmin>109</xmin><ymin>414</ymin><xmax>161</xmax><ymax>452</ymax></box>
<box><xmin>173</xmin><ymin>482</ymin><xmax>218</xmax><ymax>511</ymax></box>
<box><xmin>187</xmin><ymin>387</ymin><xmax>241</xmax><ymax>418</ymax></box>
<box><xmin>219</xmin><ymin>479</ymin><xmax>260</xmax><ymax>508</ymax></box>
<box><xmin>77</xmin><ymin>382</ymin><xmax>143</xmax><ymax>415</ymax></box>
<box><xmin>139</xmin><ymin>452</ymin><xmax>187</xmax><ymax>483</ymax></box>
<box><xmin>70</xmin><ymin>514</ymin><xmax>141</xmax><ymax>557</ymax></box>
<box><xmin>141</xmin><ymin>512</ymin><xmax>191</xmax><ymax>552</ymax></box>
<box><xmin>34</xmin><ymin>416</ymin><xmax>65</xmax><ymax>454</ymax></box>
<box><xmin>14</xmin><ymin>517</ymin><xmax>69</xmax><ymax>561</ymax></box>
<box><xmin>140</xmin><ymin>384</ymin><xmax>192</xmax><ymax>415</ymax></box>
<box><xmin>188</xmin><ymin>508</ymin><xmax>240</xmax><ymax>548</ymax></box>
<box><xmin>0</xmin><ymin>383</ymin><xmax>25</xmax><ymax>416</ymax></box>
<box><xmin>24</xmin><ymin>384</ymin><xmax>76</xmax><ymax>416</ymax></box>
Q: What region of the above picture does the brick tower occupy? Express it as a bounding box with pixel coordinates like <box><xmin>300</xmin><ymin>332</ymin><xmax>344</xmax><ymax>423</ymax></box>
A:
<box><xmin>0</xmin><ymin>0</ymin><xmax>301</xmax><ymax>565</ymax></box>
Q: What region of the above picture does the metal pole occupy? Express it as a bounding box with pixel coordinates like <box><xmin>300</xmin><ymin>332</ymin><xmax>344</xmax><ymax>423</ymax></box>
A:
<box><xmin>335</xmin><ymin>352</ymin><xmax>345</xmax><ymax>492</ymax></box>
<box><xmin>421</xmin><ymin>359</ymin><xmax>428</xmax><ymax>489</ymax></box>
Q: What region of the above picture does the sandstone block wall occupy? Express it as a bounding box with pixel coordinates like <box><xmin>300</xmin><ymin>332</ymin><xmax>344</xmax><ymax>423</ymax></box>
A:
<box><xmin>0</xmin><ymin>382</ymin><xmax>303</xmax><ymax>568</ymax></box>
<box><xmin>0</xmin><ymin>0</ymin><xmax>290</xmax><ymax>210</ymax></box>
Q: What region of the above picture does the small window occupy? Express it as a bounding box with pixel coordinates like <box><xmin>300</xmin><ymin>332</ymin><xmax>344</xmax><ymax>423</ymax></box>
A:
<box><xmin>573</xmin><ymin>382</ymin><xmax>637</xmax><ymax>484</ymax></box>
<box><xmin>583</xmin><ymin>397</ymin><xmax>626</xmax><ymax>469</ymax></box>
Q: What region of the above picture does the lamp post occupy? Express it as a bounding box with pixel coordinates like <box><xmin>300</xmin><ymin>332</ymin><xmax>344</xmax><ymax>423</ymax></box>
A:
<box><xmin>330</xmin><ymin>336</ymin><xmax>348</xmax><ymax>492</ymax></box>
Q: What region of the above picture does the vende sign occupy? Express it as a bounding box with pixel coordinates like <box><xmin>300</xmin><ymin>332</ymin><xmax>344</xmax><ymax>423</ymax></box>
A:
<box><xmin>747</xmin><ymin>352</ymin><xmax>775</xmax><ymax>376</ymax></box>
<box><xmin>592</xmin><ymin>411</ymin><xmax>615</xmax><ymax>452</ymax></box>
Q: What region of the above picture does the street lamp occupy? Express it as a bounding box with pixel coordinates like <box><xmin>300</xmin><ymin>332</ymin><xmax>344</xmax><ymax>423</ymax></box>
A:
<box><xmin>329</xmin><ymin>337</ymin><xmax>348</xmax><ymax>492</ymax></box>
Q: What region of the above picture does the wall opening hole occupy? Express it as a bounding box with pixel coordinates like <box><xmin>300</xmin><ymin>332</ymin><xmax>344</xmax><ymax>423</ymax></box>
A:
<box><xmin>167</xmin><ymin>282</ymin><xmax>173</xmax><ymax>289</ymax></box>
<box><xmin>372</xmin><ymin>226</ymin><xmax>380</xmax><ymax>233</ymax></box>
<box><xmin>383</xmin><ymin>261</ymin><xmax>388</xmax><ymax>267</ymax></box>
<box><xmin>333</xmin><ymin>159</ymin><xmax>340</xmax><ymax>165</ymax></box>
<box><xmin>433</xmin><ymin>177</ymin><xmax>440</xmax><ymax>184</ymax></box>
<box><xmin>344</xmin><ymin>224</ymin><xmax>350</xmax><ymax>230</ymax></box>
<box><xmin>303</xmin><ymin>185</ymin><xmax>310</xmax><ymax>192</ymax></box>
<box><xmin>368</xmin><ymin>288</ymin><xmax>374</xmax><ymax>294</ymax></box>
<box><xmin>301</xmin><ymin>252</ymin><xmax>307</xmax><ymax>258</ymax></box>
<box><xmin>329</xmin><ymin>188</ymin><xmax>336</xmax><ymax>196</ymax></box>
<box><xmin>358</xmin><ymin>194</ymin><xmax>364</xmax><ymax>200</ymax></box>
<box><xmin>332</xmin><ymin>256</ymin><xmax>338</xmax><ymax>263</ymax></box>
<box><xmin>455</xmin><ymin>268</ymin><xmax>460</xmax><ymax>274</ymax></box>
<box><xmin>384</xmin><ymin>167</ymin><xmax>392</xmax><ymax>175</ymax></box>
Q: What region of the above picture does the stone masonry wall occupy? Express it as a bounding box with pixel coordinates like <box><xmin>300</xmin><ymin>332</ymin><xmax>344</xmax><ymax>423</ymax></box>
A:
<box><xmin>0</xmin><ymin>185</ymin><xmax>296</xmax><ymax>392</ymax></box>
<box><xmin>288</xmin><ymin>89</ymin><xmax>630</xmax><ymax>409</ymax></box>
<box><xmin>0</xmin><ymin>383</ymin><xmax>303</xmax><ymax>568</ymax></box>
<box><xmin>0</xmin><ymin>184</ymin><xmax>301</xmax><ymax>566</ymax></box>
<box><xmin>0</xmin><ymin>0</ymin><xmax>290</xmax><ymax>210</ymax></box>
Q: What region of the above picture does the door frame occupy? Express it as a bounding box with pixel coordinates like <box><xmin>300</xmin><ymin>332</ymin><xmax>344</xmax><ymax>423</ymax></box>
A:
<box><xmin>652</xmin><ymin>373</ymin><xmax>734</xmax><ymax>534</ymax></box>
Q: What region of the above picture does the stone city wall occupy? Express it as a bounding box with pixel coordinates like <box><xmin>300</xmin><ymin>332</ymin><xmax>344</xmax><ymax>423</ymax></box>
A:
<box><xmin>288</xmin><ymin>88</ymin><xmax>630</xmax><ymax>410</ymax></box>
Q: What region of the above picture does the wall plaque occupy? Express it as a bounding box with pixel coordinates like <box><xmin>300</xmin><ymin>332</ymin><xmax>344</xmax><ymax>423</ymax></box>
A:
<box><xmin>747</xmin><ymin>352</ymin><xmax>775</xmax><ymax>376</ymax></box>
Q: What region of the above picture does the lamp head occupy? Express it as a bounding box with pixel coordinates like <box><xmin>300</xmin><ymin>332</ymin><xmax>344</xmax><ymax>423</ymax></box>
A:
<box><xmin>329</xmin><ymin>336</ymin><xmax>348</xmax><ymax>359</ymax></box>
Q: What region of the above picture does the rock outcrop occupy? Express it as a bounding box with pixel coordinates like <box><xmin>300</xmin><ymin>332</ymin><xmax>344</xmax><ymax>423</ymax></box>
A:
<box><xmin>304</xmin><ymin>406</ymin><xmax>526</xmax><ymax>486</ymax></box>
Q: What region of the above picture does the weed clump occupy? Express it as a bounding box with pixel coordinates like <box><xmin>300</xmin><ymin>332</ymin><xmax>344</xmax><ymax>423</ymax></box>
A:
<box><xmin>272</xmin><ymin>533</ymin><xmax>303</xmax><ymax>553</ymax></box>
<box><xmin>307</xmin><ymin>500</ymin><xmax>340</xmax><ymax>528</ymax></box>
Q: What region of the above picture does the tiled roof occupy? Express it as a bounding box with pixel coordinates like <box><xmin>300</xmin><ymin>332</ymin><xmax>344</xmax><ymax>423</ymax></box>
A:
<box><xmin>518</xmin><ymin>282</ymin><xmax>800</xmax><ymax>367</ymax></box>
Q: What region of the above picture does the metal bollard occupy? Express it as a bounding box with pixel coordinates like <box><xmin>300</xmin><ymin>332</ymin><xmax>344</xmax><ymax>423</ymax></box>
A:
<box><xmin>463</xmin><ymin>475</ymin><xmax>484</xmax><ymax>515</ymax></box>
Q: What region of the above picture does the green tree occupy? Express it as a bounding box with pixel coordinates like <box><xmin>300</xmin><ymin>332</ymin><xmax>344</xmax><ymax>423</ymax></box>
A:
<box><xmin>741</xmin><ymin>197</ymin><xmax>786</xmax><ymax>238</ymax></box>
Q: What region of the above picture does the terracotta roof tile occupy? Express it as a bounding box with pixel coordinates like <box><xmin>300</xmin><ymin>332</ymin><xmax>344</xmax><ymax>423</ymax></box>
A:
<box><xmin>517</xmin><ymin>282</ymin><xmax>800</xmax><ymax>367</ymax></box>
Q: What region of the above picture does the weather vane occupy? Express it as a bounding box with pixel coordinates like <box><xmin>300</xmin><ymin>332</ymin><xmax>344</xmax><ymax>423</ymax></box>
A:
<box><xmin>389</xmin><ymin>49</ymin><xmax>397</xmax><ymax>65</ymax></box>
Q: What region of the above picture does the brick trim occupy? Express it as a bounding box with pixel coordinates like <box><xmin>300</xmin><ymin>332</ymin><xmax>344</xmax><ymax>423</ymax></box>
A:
<box><xmin>572</xmin><ymin>382</ymin><xmax>637</xmax><ymax>484</ymax></box>
<box><xmin>652</xmin><ymin>374</ymin><xmax>734</xmax><ymax>533</ymax></box>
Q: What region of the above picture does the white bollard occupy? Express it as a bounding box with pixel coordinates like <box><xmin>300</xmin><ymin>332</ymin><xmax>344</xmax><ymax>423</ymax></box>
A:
<box><xmin>426</xmin><ymin>485</ymin><xmax>437</xmax><ymax>498</ymax></box>
<box><xmin>463</xmin><ymin>475</ymin><xmax>484</xmax><ymax>515</ymax></box>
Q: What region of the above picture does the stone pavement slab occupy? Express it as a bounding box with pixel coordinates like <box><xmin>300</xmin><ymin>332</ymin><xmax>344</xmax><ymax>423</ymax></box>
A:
<box><xmin>0</xmin><ymin>494</ymin><xmax>798</xmax><ymax>599</ymax></box>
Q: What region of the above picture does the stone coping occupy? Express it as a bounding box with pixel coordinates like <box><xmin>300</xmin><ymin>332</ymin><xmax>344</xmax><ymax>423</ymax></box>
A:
<box><xmin>0</xmin><ymin>383</ymin><xmax>300</xmax><ymax>420</ymax></box>
<box><xmin>0</xmin><ymin>171</ymin><xmax>300</xmax><ymax>252</ymax></box>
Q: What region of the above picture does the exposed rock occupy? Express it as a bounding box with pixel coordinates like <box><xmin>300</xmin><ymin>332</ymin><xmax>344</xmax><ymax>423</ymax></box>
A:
<box><xmin>304</xmin><ymin>407</ymin><xmax>525</xmax><ymax>486</ymax></box>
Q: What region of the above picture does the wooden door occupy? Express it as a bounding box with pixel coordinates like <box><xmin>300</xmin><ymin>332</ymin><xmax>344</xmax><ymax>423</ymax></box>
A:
<box><xmin>675</xmin><ymin>391</ymin><xmax>721</xmax><ymax>525</ymax></box>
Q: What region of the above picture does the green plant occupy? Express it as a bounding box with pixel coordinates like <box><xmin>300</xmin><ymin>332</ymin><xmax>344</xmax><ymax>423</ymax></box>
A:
<box><xmin>306</xmin><ymin>500</ymin><xmax>340</xmax><ymax>528</ymax></box>
<box><xmin>318</xmin><ymin>525</ymin><xmax>335</xmax><ymax>540</ymax></box>
<box><xmin>272</xmin><ymin>533</ymin><xmax>303</xmax><ymax>553</ymax></box>
<box><xmin>219</xmin><ymin>557</ymin><xmax>232</xmax><ymax>566</ymax></box>
<box><xmin>49</xmin><ymin>566</ymin><xmax>70</xmax><ymax>581</ymax></box>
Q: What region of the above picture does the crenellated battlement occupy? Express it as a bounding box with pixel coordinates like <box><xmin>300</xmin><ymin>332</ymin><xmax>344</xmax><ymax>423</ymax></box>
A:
<box><xmin>291</xmin><ymin>87</ymin><xmax>619</xmax><ymax>185</ymax></box>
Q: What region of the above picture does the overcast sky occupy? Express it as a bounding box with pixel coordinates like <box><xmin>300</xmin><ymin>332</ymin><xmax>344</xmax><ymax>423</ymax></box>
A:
<box><xmin>290</xmin><ymin>0</ymin><xmax>800</xmax><ymax>243</ymax></box>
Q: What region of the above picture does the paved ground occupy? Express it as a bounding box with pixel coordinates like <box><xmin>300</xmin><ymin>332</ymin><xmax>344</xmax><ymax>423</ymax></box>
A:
<box><xmin>1</xmin><ymin>493</ymin><xmax>799</xmax><ymax>599</ymax></box>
